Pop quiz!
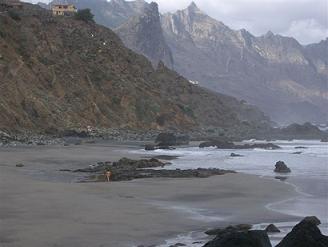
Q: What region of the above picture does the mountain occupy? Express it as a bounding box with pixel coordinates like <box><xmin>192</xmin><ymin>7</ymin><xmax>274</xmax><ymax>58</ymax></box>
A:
<box><xmin>161</xmin><ymin>2</ymin><xmax>328</xmax><ymax>125</ymax></box>
<box><xmin>0</xmin><ymin>2</ymin><xmax>270</xmax><ymax>133</ymax></box>
<box><xmin>115</xmin><ymin>2</ymin><xmax>174</xmax><ymax>68</ymax></box>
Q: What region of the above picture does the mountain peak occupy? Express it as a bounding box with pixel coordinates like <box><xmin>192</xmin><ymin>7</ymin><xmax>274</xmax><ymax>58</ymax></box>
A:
<box><xmin>187</xmin><ymin>1</ymin><xmax>201</xmax><ymax>12</ymax></box>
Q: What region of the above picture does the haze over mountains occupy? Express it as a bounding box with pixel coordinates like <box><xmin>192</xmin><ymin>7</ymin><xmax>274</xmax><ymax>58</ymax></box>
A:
<box><xmin>43</xmin><ymin>0</ymin><xmax>328</xmax><ymax>125</ymax></box>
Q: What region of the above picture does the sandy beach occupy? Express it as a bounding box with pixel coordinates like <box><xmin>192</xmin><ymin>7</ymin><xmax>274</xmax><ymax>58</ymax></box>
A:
<box><xmin>0</xmin><ymin>143</ymin><xmax>299</xmax><ymax>247</ymax></box>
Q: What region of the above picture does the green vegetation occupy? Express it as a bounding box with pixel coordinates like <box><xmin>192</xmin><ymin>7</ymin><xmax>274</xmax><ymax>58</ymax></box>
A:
<box><xmin>74</xmin><ymin>9</ymin><xmax>94</xmax><ymax>23</ymax></box>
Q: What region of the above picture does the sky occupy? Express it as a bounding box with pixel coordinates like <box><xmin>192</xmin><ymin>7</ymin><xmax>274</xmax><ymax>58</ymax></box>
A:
<box><xmin>27</xmin><ymin>0</ymin><xmax>328</xmax><ymax>44</ymax></box>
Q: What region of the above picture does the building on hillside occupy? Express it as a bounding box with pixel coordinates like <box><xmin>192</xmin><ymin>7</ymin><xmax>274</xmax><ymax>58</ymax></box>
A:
<box><xmin>52</xmin><ymin>4</ymin><xmax>77</xmax><ymax>16</ymax></box>
<box><xmin>0</xmin><ymin>0</ymin><xmax>23</xmax><ymax>9</ymax></box>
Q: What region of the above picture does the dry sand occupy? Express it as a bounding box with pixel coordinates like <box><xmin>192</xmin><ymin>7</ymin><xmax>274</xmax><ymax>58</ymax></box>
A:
<box><xmin>0</xmin><ymin>143</ymin><xmax>299</xmax><ymax>247</ymax></box>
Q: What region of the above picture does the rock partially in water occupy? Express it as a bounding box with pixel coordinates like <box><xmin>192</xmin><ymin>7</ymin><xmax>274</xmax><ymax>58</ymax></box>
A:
<box><xmin>295</xmin><ymin>146</ymin><xmax>307</xmax><ymax>149</ymax></box>
<box><xmin>276</xmin><ymin>216</ymin><xmax>328</xmax><ymax>247</ymax></box>
<box><xmin>274</xmin><ymin>161</ymin><xmax>291</xmax><ymax>173</ymax></box>
<box><xmin>230</xmin><ymin>153</ymin><xmax>243</xmax><ymax>157</ymax></box>
<box><xmin>203</xmin><ymin>230</ymin><xmax>271</xmax><ymax>247</ymax></box>
<box><xmin>16</xmin><ymin>163</ymin><xmax>24</xmax><ymax>167</ymax></box>
<box><xmin>292</xmin><ymin>151</ymin><xmax>302</xmax><ymax>154</ymax></box>
<box><xmin>199</xmin><ymin>140</ymin><xmax>280</xmax><ymax>150</ymax></box>
<box><xmin>205</xmin><ymin>224</ymin><xmax>252</xmax><ymax>236</ymax></box>
<box><xmin>265</xmin><ymin>224</ymin><xmax>280</xmax><ymax>233</ymax></box>
<box><xmin>155</xmin><ymin>132</ymin><xmax>190</xmax><ymax>146</ymax></box>
<box><xmin>73</xmin><ymin>158</ymin><xmax>235</xmax><ymax>181</ymax></box>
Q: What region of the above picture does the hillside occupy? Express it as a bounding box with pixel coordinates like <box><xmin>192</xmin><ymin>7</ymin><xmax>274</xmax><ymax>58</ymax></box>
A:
<box><xmin>0</xmin><ymin>2</ymin><xmax>270</xmax><ymax>134</ymax></box>
<box><xmin>57</xmin><ymin>0</ymin><xmax>328</xmax><ymax>125</ymax></box>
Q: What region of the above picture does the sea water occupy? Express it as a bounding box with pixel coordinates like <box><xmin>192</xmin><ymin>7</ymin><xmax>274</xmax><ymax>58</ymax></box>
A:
<box><xmin>131</xmin><ymin>140</ymin><xmax>328</xmax><ymax>246</ymax></box>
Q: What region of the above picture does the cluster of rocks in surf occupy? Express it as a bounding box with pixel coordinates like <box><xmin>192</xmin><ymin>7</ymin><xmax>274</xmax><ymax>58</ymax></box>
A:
<box><xmin>199</xmin><ymin>140</ymin><xmax>281</xmax><ymax>150</ymax></box>
<box><xmin>71</xmin><ymin>157</ymin><xmax>235</xmax><ymax>182</ymax></box>
<box><xmin>274</xmin><ymin>161</ymin><xmax>291</xmax><ymax>173</ymax></box>
<box><xmin>202</xmin><ymin>216</ymin><xmax>327</xmax><ymax>247</ymax></box>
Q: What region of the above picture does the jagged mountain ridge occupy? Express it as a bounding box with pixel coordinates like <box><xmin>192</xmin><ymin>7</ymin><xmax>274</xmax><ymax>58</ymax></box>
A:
<box><xmin>0</xmin><ymin>2</ymin><xmax>270</xmax><ymax>133</ymax></box>
<box><xmin>115</xmin><ymin>2</ymin><xmax>174</xmax><ymax>68</ymax></box>
<box><xmin>161</xmin><ymin>2</ymin><xmax>328</xmax><ymax>124</ymax></box>
<box><xmin>48</xmin><ymin>0</ymin><xmax>328</xmax><ymax>124</ymax></box>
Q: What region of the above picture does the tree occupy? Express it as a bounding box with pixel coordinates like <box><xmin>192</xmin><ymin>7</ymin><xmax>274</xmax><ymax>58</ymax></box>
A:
<box><xmin>74</xmin><ymin>9</ymin><xmax>94</xmax><ymax>23</ymax></box>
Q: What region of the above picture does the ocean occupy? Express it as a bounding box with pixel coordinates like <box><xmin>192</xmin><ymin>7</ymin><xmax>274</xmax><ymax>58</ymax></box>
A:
<box><xmin>131</xmin><ymin>140</ymin><xmax>328</xmax><ymax>246</ymax></box>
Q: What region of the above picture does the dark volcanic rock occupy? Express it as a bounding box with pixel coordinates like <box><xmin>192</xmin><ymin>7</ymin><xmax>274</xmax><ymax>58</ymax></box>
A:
<box><xmin>205</xmin><ymin>224</ymin><xmax>252</xmax><ymax>236</ymax></box>
<box><xmin>265</xmin><ymin>224</ymin><xmax>280</xmax><ymax>233</ymax></box>
<box><xmin>276</xmin><ymin>216</ymin><xmax>328</xmax><ymax>247</ymax></box>
<box><xmin>145</xmin><ymin>144</ymin><xmax>156</xmax><ymax>151</ymax></box>
<box><xmin>274</xmin><ymin>161</ymin><xmax>291</xmax><ymax>173</ymax></box>
<box><xmin>230</xmin><ymin>153</ymin><xmax>243</xmax><ymax>157</ymax></box>
<box><xmin>73</xmin><ymin>158</ymin><xmax>235</xmax><ymax>181</ymax></box>
<box><xmin>155</xmin><ymin>132</ymin><xmax>189</xmax><ymax>146</ymax></box>
<box><xmin>203</xmin><ymin>230</ymin><xmax>272</xmax><ymax>247</ymax></box>
<box><xmin>199</xmin><ymin>140</ymin><xmax>280</xmax><ymax>150</ymax></box>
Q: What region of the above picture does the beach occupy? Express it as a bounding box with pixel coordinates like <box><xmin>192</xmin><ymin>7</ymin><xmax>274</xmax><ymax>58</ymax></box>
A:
<box><xmin>0</xmin><ymin>142</ymin><xmax>303</xmax><ymax>247</ymax></box>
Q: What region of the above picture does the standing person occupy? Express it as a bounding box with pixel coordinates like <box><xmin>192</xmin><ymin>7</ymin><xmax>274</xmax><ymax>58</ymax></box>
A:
<box><xmin>104</xmin><ymin>170</ymin><xmax>112</xmax><ymax>182</ymax></box>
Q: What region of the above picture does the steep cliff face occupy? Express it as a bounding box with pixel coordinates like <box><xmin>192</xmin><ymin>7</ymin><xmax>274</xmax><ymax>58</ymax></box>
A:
<box><xmin>161</xmin><ymin>2</ymin><xmax>328</xmax><ymax>124</ymax></box>
<box><xmin>0</xmin><ymin>3</ymin><xmax>269</xmax><ymax>133</ymax></box>
<box><xmin>115</xmin><ymin>2</ymin><xmax>174</xmax><ymax>68</ymax></box>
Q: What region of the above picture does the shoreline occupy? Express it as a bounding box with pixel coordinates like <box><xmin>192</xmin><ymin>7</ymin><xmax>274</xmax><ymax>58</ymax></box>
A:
<box><xmin>0</xmin><ymin>142</ymin><xmax>313</xmax><ymax>247</ymax></box>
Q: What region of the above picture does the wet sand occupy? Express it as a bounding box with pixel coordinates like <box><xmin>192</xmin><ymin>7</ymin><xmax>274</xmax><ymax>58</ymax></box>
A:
<box><xmin>0</xmin><ymin>143</ymin><xmax>299</xmax><ymax>247</ymax></box>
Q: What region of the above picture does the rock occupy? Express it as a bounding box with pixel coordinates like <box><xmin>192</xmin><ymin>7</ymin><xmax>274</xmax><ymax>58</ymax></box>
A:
<box><xmin>205</xmin><ymin>224</ymin><xmax>252</xmax><ymax>236</ymax></box>
<box><xmin>275</xmin><ymin>176</ymin><xmax>288</xmax><ymax>181</ymax></box>
<box><xmin>265</xmin><ymin>224</ymin><xmax>280</xmax><ymax>233</ymax></box>
<box><xmin>155</xmin><ymin>133</ymin><xmax>177</xmax><ymax>146</ymax></box>
<box><xmin>230</xmin><ymin>153</ymin><xmax>243</xmax><ymax>157</ymax></box>
<box><xmin>16</xmin><ymin>163</ymin><xmax>24</xmax><ymax>167</ymax></box>
<box><xmin>155</xmin><ymin>133</ymin><xmax>190</xmax><ymax>146</ymax></box>
<box><xmin>302</xmin><ymin>216</ymin><xmax>321</xmax><ymax>226</ymax></box>
<box><xmin>74</xmin><ymin>158</ymin><xmax>235</xmax><ymax>181</ymax></box>
<box><xmin>292</xmin><ymin>151</ymin><xmax>302</xmax><ymax>154</ymax></box>
<box><xmin>321</xmin><ymin>136</ymin><xmax>328</xmax><ymax>142</ymax></box>
<box><xmin>276</xmin><ymin>216</ymin><xmax>328</xmax><ymax>247</ymax></box>
<box><xmin>199</xmin><ymin>139</ymin><xmax>280</xmax><ymax>150</ymax></box>
<box><xmin>145</xmin><ymin>144</ymin><xmax>156</xmax><ymax>151</ymax></box>
<box><xmin>169</xmin><ymin>244</ymin><xmax>186</xmax><ymax>247</ymax></box>
<box><xmin>203</xmin><ymin>230</ymin><xmax>272</xmax><ymax>247</ymax></box>
<box><xmin>295</xmin><ymin>146</ymin><xmax>307</xmax><ymax>149</ymax></box>
<box><xmin>274</xmin><ymin>161</ymin><xmax>291</xmax><ymax>173</ymax></box>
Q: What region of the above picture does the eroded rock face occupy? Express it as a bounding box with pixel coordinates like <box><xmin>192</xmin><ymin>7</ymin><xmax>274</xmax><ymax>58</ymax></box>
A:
<box><xmin>203</xmin><ymin>230</ymin><xmax>272</xmax><ymax>247</ymax></box>
<box><xmin>276</xmin><ymin>217</ymin><xmax>328</xmax><ymax>247</ymax></box>
<box><xmin>274</xmin><ymin>161</ymin><xmax>291</xmax><ymax>173</ymax></box>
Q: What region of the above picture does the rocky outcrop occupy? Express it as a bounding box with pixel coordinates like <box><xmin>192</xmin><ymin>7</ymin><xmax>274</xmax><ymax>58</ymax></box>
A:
<box><xmin>199</xmin><ymin>140</ymin><xmax>280</xmax><ymax>150</ymax></box>
<box><xmin>205</xmin><ymin>224</ymin><xmax>252</xmax><ymax>236</ymax></box>
<box><xmin>203</xmin><ymin>230</ymin><xmax>272</xmax><ymax>247</ymax></box>
<box><xmin>72</xmin><ymin>158</ymin><xmax>236</xmax><ymax>181</ymax></box>
<box><xmin>274</xmin><ymin>161</ymin><xmax>291</xmax><ymax>173</ymax></box>
<box><xmin>115</xmin><ymin>2</ymin><xmax>174</xmax><ymax>68</ymax></box>
<box><xmin>265</xmin><ymin>224</ymin><xmax>280</xmax><ymax>233</ymax></box>
<box><xmin>276</xmin><ymin>216</ymin><xmax>328</xmax><ymax>247</ymax></box>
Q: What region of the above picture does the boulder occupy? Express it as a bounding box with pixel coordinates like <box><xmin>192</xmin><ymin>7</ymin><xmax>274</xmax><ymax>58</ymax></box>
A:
<box><xmin>265</xmin><ymin>224</ymin><xmax>280</xmax><ymax>233</ymax></box>
<box><xmin>203</xmin><ymin>230</ymin><xmax>272</xmax><ymax>247</ymax></box>
<box><xmin>16</xmin><ymin>163</ymin><xmax>24</xmax><ymax>167</ymax></box>
<box><xmin>321</xmin><ymin>136</ymin><xmax>328</xmax><ymax>142</ymax></box>
<box><xmin>145</xmin><ymin>144</ymin><xmax>156</xmax><ymax>151</ymax></box>
<box><xmin>276</xmin><ymin>216</ymin><xmax>328</xmax><ymax>247</ymax></box>
<box><xmin>155</xmin><ymin>133</ymin><xmax>177</xmax><ymax>146</ymax></box>
<box><xmin>230</xmin><ymin>153</ymin><xmax>243</xmax><ymax>157</ymax></box>
<box><xmin>274</xmin><ymin>161</ymin><xmax>291</xmax><ymax>173</ymax></box>
<box><xmin>205</xmin><ymin>224</ymin><xmax>252</xmax><ymax>236</ymax></box>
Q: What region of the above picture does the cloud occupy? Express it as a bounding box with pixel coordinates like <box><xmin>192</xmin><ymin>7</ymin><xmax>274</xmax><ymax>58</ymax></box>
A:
<box><xmin>24</xmin><ymin>0</ymin><xmax>328</xmax><ymax>44</ymax></box>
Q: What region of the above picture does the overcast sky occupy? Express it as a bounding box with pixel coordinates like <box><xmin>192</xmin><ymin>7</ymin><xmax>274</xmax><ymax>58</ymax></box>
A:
<box><xmin>27</xmin><ymin>0</ymin><xmax>328</xmax><ymax>44</ymax></box>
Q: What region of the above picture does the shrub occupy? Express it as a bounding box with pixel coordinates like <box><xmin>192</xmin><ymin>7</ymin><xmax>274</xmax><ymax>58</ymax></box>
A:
<box><xmin>74</xmin><ymin>9</ymin><xmax>94</xmax><ymax>23</ymax></box>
